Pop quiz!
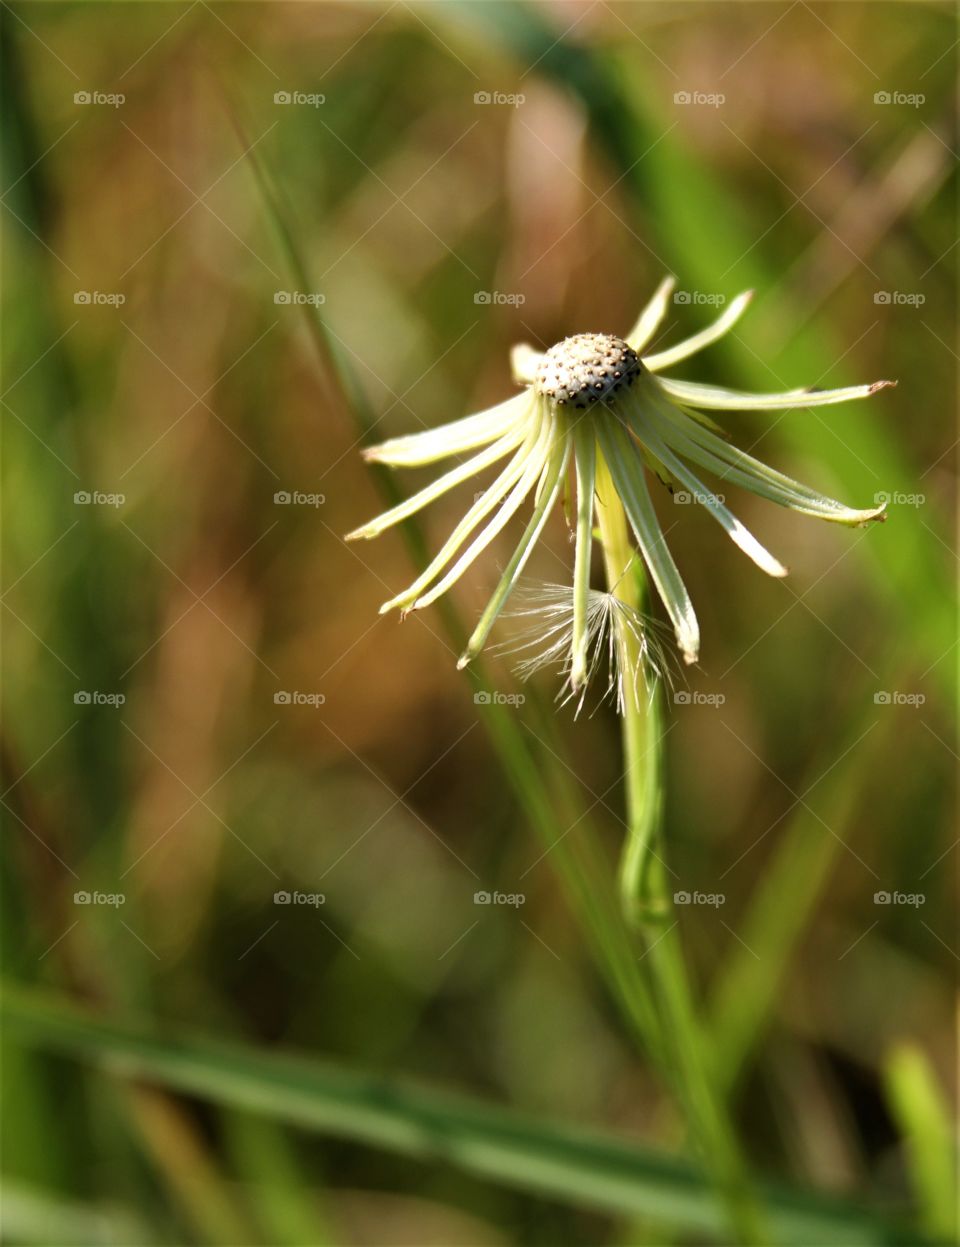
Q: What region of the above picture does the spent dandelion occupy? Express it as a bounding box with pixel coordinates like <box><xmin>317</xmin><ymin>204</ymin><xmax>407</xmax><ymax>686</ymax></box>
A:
<box><xmin>349</xmin><ymin>275</ymin><xmax>894</xmax><ymax>687</ymax></box>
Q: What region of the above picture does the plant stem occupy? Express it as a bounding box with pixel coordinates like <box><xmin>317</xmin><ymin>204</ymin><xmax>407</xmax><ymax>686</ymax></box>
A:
<box><xmin>594</xmin><ymin>457</ymin><xmax>769</xmax><ymax>1246</ymax></box>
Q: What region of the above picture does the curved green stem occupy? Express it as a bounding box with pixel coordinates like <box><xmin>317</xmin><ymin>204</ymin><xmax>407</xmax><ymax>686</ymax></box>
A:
<box><xmin>594</xmin><ymin>456</ymin><xmax>769</xmax><ymax>1246</ymax></box>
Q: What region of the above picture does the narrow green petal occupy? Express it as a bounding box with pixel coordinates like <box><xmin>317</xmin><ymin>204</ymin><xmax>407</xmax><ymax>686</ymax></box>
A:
<box><xmin>347</xmin><ymin>429</ymin><xmax>524</xmax><ymax>540</ymax></box>
<box><xmin>378</xmin><ymin>439</ymin><xmax>537</xmax><ymax>613</ymax></box>
<box><xmin>642</xmin><ymin>291</ymin><xmax>752</xmax><ymax>372</ymax></box>
<box><xmin>596</xmin><ymin>420</ymin><xmax>700</xmax><ymax>665</ymax></box>
<box><xmin>364</xmin><ymin>393</ymin><xmax>530</xmax><ymax>467</ymax></box>
<box><xmin>571</xmin><ymin>423</ymin><xmax>597</xmax><ymax>689</ymax></box>
<box><xmin>657</xmin><ymin>375</ymin><xmax>896</xmax><ymax>411</ymax></box>
<box><xmin>648</xmin><ymin>402</ymin><xmax>885</xmax><ymax>526</ymax></box>
<box><xmin>639</xmin><ymin>423</ymin><xmax>788</xmax><ymax>578</ymax></box>
<box><xmin>458</xmin><ymin>438</ymin><xmax>571</xmax><ymax>668</ymax></box>
<box><xmin>411</xmin><ymin>421</ymin><xmax>556</xmax><ymax>609</ymax></box>
<box><xmin>625</xmin><ymin>276</ymin><xmax>676</xmax><ymax>353</ymax></box>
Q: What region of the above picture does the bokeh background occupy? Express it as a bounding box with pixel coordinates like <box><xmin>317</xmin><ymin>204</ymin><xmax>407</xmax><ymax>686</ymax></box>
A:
<box><xmin>2</xmin><ymin>2</ymin><xmax>956</xmax><ymax>1245</ymax></box>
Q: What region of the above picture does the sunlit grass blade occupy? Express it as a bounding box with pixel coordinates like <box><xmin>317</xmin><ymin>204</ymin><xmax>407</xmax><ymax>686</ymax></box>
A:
<box><xmin>884</xmin><ymin>1044</ymin><xmax>957</xmax><ymax>1243</ymax></box>
<box><xmin>1</xmin><ymin>984</ymin><xmax>925</xmax><ymax>1245</ymax></box>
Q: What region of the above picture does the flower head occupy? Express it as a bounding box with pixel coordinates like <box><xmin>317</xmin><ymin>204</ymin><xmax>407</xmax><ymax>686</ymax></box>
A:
<box><xmin>349</xmin><ymin>277</ymin><xmax>893</xmax><ymax>681</ymax></box>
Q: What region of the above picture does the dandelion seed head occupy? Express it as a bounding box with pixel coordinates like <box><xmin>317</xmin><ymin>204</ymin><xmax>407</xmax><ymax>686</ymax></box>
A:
<box><xmin>496</xmin><ymin>581</ymin><xmax>679</xmax><ymax>717</ymax></box>
<box><xmin>534</xmin><ymin>333</ymin><xmax>642</xmax><ymax>409</ymax></box>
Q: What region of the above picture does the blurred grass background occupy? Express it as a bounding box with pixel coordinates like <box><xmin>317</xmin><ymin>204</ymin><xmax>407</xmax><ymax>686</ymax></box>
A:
<box><xmin>1</xmin><ymin>2</ymin><xmax>956</xmax><ymax>1244</ymax></box>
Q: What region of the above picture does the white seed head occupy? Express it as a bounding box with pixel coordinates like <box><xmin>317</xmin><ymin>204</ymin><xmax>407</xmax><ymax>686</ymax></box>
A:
<box><xmin>534</xmin><ymin>333</ymin><xmax>642</xmax><ymax>409</ymax></box>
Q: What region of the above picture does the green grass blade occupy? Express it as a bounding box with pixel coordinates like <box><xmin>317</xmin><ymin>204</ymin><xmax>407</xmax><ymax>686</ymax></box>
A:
<box><xmin>0</xmin><ymin>1180</ymin><xmax>153</xmax><ymax>1246</ymax></box>
<box><xmin>234</xmin><ymin>117</ymin><xmax>663</xmax><ymax>1056</ymax></box>
<box><xmin>708</xmin><ymin>711</ymin><xmax>890</xmax><ymax>1095</ymax></box>
<box><xmin>1</xmin><ymin>984</ymin><xmax>923</xmax><ymax>1245</ymax></box>
<box><xmin>884</xmin><ymin>1044</ymin><xmax>957</xmax><ymax>1243</ymax></box>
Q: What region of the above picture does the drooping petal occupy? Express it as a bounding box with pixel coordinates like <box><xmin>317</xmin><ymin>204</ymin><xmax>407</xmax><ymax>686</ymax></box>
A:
<box><xmin>412</xmin><ymin>419</ymin><xmax>558</xmax><ymax>610</ymax></box>
<box><xmin>347</xmin><ymin>427</ymin><xmax>525</xmax><ymax>540</ymax></box>
<box><xmin>657</xmin><ymin>375</ymin><xmax>896</xmax><ymax>411</ymax></box>
<box><xmin>649</xmin><ymin>400</ymin><xmax>885</xmax><ymax>526</ymax></box>
<box><xmin>363</xmin><ymin>393</ymin><xmax>531</xmax><ymax>467</ymax></box>
<box><xmin>458</xmin><ymin>437</ymin><xmax>571</xmax><ymax>668</ymax></box>
<box><xmin>570</xmin><ymin>422</ymin><xmax>597</xmax><ymax>689</ymax></box>
<box><xmin>378</xmin><ymin>432</ymin><xmax>541</xmax><ymax>613</ymax></box>
<box><xmin>636</xmin><ymin>418</ymin><xmax>788</xmax><ymax>577</ymax></box>
<box><xmin>642</xmin><ymin>291</ymin><xmax>753</xmax><ymax>371</ymax></box>
<box><xmin>596</xmin><ymin>420</ymin><xmax>700</xmax><ymax>665</ymax></box>
<box><xmin>626</xmin><ymin>276</ymin><xmax>676</xmax><ymax>353</ymax></box>
<box><xmin>510</xmin><ymin>343</ymin><xmax>544</xmax><ymax>386</ymax></box>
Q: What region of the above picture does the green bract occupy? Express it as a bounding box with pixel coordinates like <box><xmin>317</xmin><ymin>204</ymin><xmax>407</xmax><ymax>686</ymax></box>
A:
<box><xmin>349</xmin><ymin>277</ymin><xmax>893</xmax><ymax>680</ymax></box>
